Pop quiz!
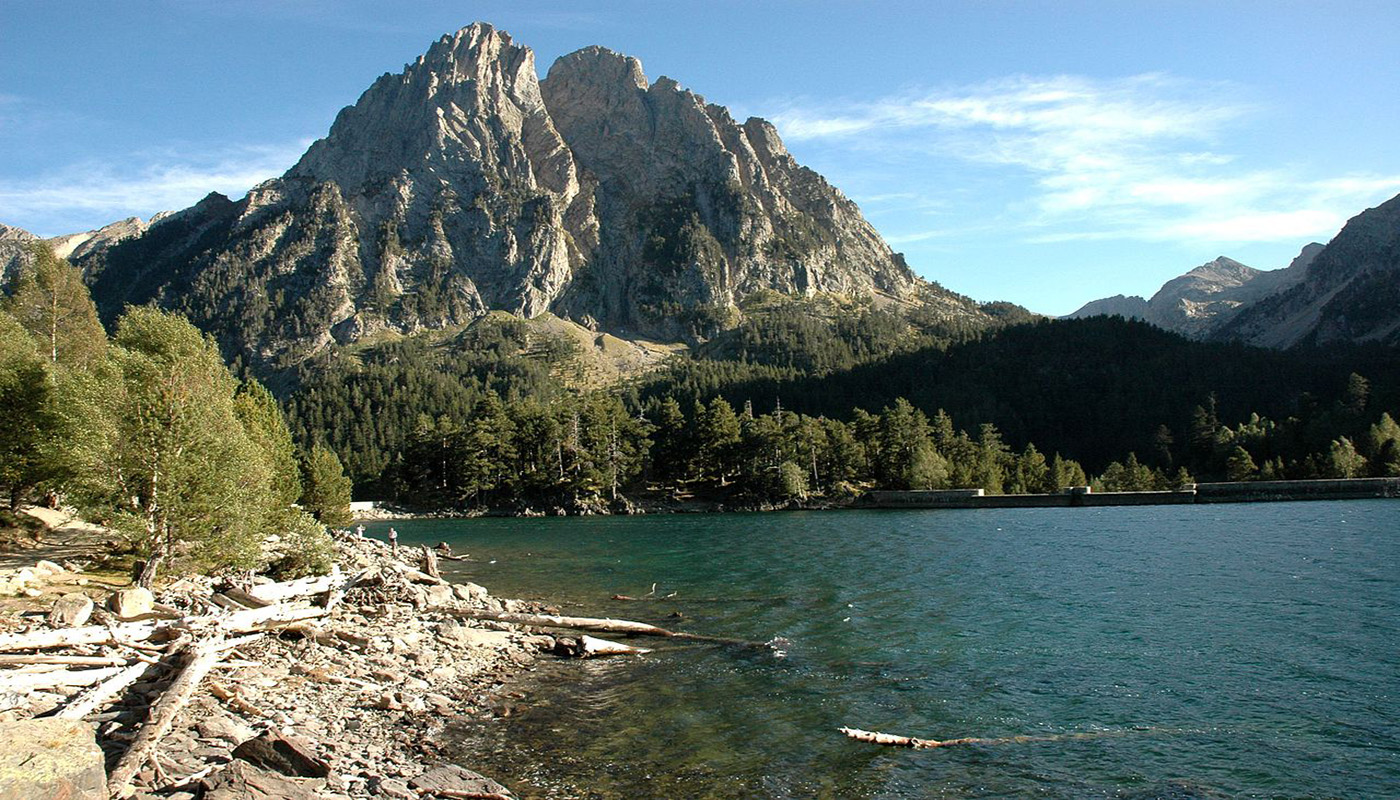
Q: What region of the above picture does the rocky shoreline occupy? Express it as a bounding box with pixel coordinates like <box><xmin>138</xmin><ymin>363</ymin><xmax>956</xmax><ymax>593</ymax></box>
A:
<box><xmin>0</xmin><ymin>526</ymin><xmax>579</xmax><ymax>799</ymax></box>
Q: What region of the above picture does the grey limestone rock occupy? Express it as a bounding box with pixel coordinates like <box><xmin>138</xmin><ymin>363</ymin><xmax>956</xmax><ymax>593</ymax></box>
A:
<box><xmin>48</xmin><ymin>593</ymin><xmax>94</xmax><ymax>628</ymax></box>
<box><xmin>408</xmin><ymin>764</ymin><xmax>513</xmax><ymax>797</ymax></box>
<box><xmin>108</xmin><ymin>586</ymin><xmax>154</xmax><ymax>619</ymax></box>
<box><xmin>0</xmin><ymin>718</ymin><xmax>107</xmax><ymax>800</ymax></box>
<box><xmin>202</xmin><ymin>760</ymin><xmax>318</xmax><ymax>800</ymax></box>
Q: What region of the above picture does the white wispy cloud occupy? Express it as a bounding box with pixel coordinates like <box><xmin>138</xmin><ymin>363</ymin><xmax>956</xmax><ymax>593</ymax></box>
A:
<box><xmin>770</xmin><ymin>74</ymin><xmax>1400</xmax><ymax>246</ymax></box>
<box><xmin>0</xmin><ymin>141</ymin><xmax>309</xmax><ymax>236</ymax></box>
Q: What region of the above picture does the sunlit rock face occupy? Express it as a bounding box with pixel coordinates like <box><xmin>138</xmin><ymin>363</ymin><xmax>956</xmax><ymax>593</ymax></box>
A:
<box><xmin>78</xmin><ymin>23</ymin><xmax>941</xmax><ymax>369</ymax></box>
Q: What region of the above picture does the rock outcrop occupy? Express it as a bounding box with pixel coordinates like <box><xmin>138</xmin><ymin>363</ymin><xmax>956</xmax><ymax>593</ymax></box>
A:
<box><xmin>540</xmin><ymin>47</ymin><xmax>916</xmax><ymax>329</ymax></box>
<box><xmin>76</xmin><ymin>22</ymin><xmax>943</xmax><ymax>371</ymax></box>
<box><xmin>0</xmin><ymin>719</ymin><xmax>107</xmax><ymax>800</ymax></box>
<box><xmin>0</xmin><ymin>224</ymin><xmax>39</xmax><ymax>289</ymax></box>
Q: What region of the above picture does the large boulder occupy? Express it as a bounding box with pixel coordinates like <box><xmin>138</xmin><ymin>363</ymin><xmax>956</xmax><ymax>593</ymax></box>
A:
<box><xmin>408</xmin><ymin>764</ymin><xmax>513</xmax><ymax>798</ymax></box>
<box><xmin>202</xmin><ymin>760</ymin><xmax>316</xmax><ymax>800</ymax></box>
<box><xmin>107</xmin><ymin>587</ymin><xmax>153</xmax><ymax>619</ymax></box>
<box><xmin>231</xmin><ymin>730</ymin><xmax>330</xmax><ymax>778</ymax></box>
<box><xmin>0</xmin><ymin>719</ymin><xmax>106</xmax><ymax>800</ymax></box>
<box><xmin>48</xmin><ymin>593</ymin><xmax>94</xmax><ymax>628</ymax></box>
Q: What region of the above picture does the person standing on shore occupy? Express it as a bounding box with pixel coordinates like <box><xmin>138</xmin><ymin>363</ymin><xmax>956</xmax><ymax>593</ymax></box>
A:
<box><xmin>355</xmin><ymin>524</ymin><xmax>365</xmax><ymax>539</ymax></box>
<box><xmin>388</xmin><ymin>527</ymin><xmax>398</xmax><ymax>552</ymax></box>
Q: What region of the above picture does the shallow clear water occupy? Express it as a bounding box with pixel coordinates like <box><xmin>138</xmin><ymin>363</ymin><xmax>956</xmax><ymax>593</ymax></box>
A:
<box><xmin>366</xmin><ymin>501</ymin><xmax>1400</xmax><ymax>798</ymax></box>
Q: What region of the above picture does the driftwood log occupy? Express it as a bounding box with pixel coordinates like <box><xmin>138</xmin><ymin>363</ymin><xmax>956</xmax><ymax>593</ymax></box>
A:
<box><xmin>0</xmin><ymin>666</ymin><xmax>122</xmax><ymax>692</ymax></box>
<box><xmin>0</xmin><ymin>653</ymin><xmax>132</xmax><ymax>667</ymax></box>
<box><xmin>554</xmin><ymin>635</ymin><xmax>652</xmax><ymax>658</ymax></box>
<box><xmin>0</xmin><ymin>602</ymin><xmax>327</xmax><ymax>653</ymax></box>
<box><xmin>839</xmin><ymin>727</ymin><xmax>986</xmax><ymax>749</ymax></box>
<box><xmin>108</xmin><ymin>635</ymin><xmax>237</xmax><ymax>795</ymax></box>
<box><xmin>839</xmin><ymin>726</ymin><xmax>1150</xmax><ymax>749</ymax></box>
<box><xmin>438</xmin><ymin>608</ymin><xmax>771</xmax><ymax>650</ymax></box>
<box><xmin>56</xmin><ymin>657</ymin><xmax>163</xmax><ymax>720</ymax></box>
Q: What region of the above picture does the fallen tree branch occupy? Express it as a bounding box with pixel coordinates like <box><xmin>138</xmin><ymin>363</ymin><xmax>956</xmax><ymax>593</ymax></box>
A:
<box><xmin>0</xmin><ymin>621</ymin><xmax>159</xmax><ymax>652</ymax></box>
<box><xmin>208</xmin><ymin>680</ymin><xmax>268</xmax><ymax>718</ymax></box>
<box><xmin>0</xmin><ymin>603</ymin><xmax>324</xmax><ymax>652</ymax></box>
<box><xmin>0</xmin><ymin>666</ymin><xmax>122</xmax><ymax>692</ymax></box>
<box><xmin>243</xmin><ymin>569</ymin><xmax>345</xmax><ymax>604</ymax></box>
<box><xmin>0</xmin><ymin>654</ymin><xmax>131</xmax><ymax>667</ymax></box>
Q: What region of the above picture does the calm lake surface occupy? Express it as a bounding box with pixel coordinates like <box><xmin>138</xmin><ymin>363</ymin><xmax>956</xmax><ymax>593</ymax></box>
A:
<box><xmin>366</xmin><ymin>501</ymin><xmax>1400</xmax><ymax>798</ymax></box>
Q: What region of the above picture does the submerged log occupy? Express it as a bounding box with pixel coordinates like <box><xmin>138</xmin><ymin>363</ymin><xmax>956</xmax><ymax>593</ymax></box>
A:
<box><xmin>839</xmin><ymin>726</ymin><xmax>1148</xmax><ymax>749</ymax></box>
<box><xmin>554</xmin><ymin>635</ymin><xmax>652</xmax><ymax>658</ymax></box>
<box><xmin>439</xmin><ymin>608</ymin><xmax>770</xmax><ymax>649</ymax></box>
<box><xmin>839</xmin><ymin>727</ymin><xmax>965</xmax><ymax>748</ymax></box>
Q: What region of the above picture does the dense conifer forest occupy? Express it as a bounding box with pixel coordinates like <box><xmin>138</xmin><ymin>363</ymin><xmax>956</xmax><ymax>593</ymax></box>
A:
<box><xmin>276</xmin><ymin>298</ymin><xmax>1400</xmax><ymax>512</ymax></box>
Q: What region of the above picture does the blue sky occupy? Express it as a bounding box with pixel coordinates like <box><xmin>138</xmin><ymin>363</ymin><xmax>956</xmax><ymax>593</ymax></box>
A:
<box><xmin>3</xmin><ymin>1</ymin><xmax>1398</xmax><ymax>315</ymax></box>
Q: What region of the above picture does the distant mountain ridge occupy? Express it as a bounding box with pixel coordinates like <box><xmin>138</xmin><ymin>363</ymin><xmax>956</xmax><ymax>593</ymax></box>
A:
<box><xmin>1213</xmin><ymin>195</ymin><xmax>1400</xmax><ymax>347</ymax></box>
<box><xmin>1069</xmin><ymin>189</ymin><xmax>1400</xmax><ymax>348</ymax></box>
<box><xmin>2</xmin><ymin>218</ymin><xmax>156</xmax><ymax>289</ymax></box>
<box><xmin>1065</xmin><ymin>242</ymin><xmax>1329</xmax><ymax>341</ymax></box>
<box><xmin>71</xmin><ymin>23</ymin><xmax>987</xmax><ymax>372</ymax></box>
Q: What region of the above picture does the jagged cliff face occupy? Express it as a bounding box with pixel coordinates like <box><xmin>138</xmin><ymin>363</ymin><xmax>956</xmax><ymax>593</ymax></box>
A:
<box><xmin>540</xmin><ymin>47</ymin><xmax>915</xmax><ymax>328</ymax></box>
<box><xmin>1213</xmin><ymin>195</ymin><xmax>1400</xmax><ymax>348</ymax></box>
<box><xmin>79</xmin><ymin>23</ymin><xmax>926</xmax><ymax>370</ymax></box>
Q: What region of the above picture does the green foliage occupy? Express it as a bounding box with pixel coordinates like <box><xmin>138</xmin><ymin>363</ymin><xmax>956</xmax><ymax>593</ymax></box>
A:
<box><xmin>300</xmin><ymin>445</ymin><xmax>354</xmax><ymax>527</ymax></box>
<box><xmin>1</xmin><ymin>244</ymin><xmax>107</xmax><ymax>369</ymax></box>
<box><xmin>1225</xmin><ymin>445</ymin><xmax>1258</xmax><ymax>481</ymax></box>
<box><xmin>284</xmin><ymin>317</ymin><xmax>567</xmax><ymax>493</ymax></box>
<box><xmin>234</xmin><ymin>379</ymin><xmax>302</xmax><ymax>508</ymax></box>
<box><xmin>62</xmin><ymin>308</ymin><xmax>283</xmax><ymax>585</ymax></box>
<box><xmin>266</xmin><ymin>509</ymin><xmax>336</xmax><ymax>580</ymax></box>
<box><xmin>0</xmin><ymin>311</ymin><xmax>62</xmax><ymax>508</ymax></box>
<box><xmin>1325</xmin><ymin>437</ymin><xmax>1367</xmax><ymax>478</ymax></box>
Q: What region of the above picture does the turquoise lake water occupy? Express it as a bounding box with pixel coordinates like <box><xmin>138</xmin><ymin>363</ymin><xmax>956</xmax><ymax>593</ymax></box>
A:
<box><xmin>364</xmin><ymin>501</ymin><xmax>1400</xmax><ymax>798</ymax></box>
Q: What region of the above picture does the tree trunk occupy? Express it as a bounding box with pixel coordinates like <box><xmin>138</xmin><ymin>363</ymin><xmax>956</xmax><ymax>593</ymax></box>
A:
<box><xmin>136</xmin><ymin>552</ymin><xmax>162</xmax><ymax>589</ymax></box>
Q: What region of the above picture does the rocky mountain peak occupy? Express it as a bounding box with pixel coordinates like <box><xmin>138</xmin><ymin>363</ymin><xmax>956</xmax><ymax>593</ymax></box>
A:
<box><xmin>1212</xmin><ymin>194</ymin><xmax>1400</xmax><ymax>347</ymax></box>
<box><xmin>545</xmin><ymin>46</ymin><xmax>648</xmax><ymax>93</ymax></box>
<box><xmin>77</xmin><ymin>23</ymin><xmax>943</xmax><ymax>372</ymax></box>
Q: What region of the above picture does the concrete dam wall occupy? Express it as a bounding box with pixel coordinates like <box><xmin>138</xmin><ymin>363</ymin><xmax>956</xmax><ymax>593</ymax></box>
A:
<box><xmin>859</xmin><ymin>477</ymin><xmax>1400</xmax><ymax>510</ymax></box>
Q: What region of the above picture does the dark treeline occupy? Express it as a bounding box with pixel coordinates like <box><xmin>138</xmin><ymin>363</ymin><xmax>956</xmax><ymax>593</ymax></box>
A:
<box><xmin>363</xmin><ymin>392</ymin><xmax>1097</xmax><ymax>513</ymax></box>
<box><xmin>642</xmin><ymin>317</ymin><xmax>1400</xmax><ymax>476</ymax></box>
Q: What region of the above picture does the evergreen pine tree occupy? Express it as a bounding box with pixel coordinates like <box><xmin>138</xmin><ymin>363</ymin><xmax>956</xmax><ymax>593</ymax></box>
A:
<box><xmin>300</xmin><ymin>445</ymin><xmax>354</xmax><ymax>527</ymax></box>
